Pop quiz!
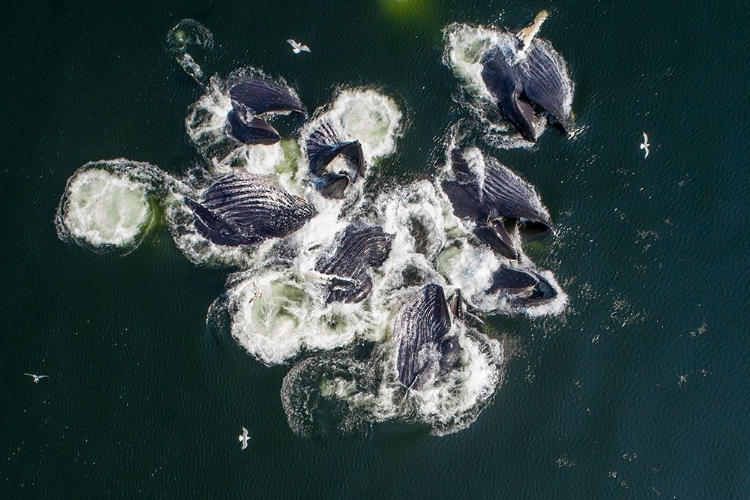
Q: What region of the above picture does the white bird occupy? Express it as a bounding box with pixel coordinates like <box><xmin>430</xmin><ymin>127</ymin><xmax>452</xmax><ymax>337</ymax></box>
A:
<box><xmin>24</xmin><ymin>373</ymin><xmax>49</xmax><ymax>383</ymax></box>
<box><xmin>238</xmin><ymin>427</ymin><xmax>250</xmax><ymax>450</ymax></box>
<box><xmin>640</xmin><ymin>132</ymin><xmax>650</xmax><ymax>158</ymax></box>
<box><xmin>287</xmin><ymin>39</ymin><xmax>311</xmax><ymax>54</ymax></box>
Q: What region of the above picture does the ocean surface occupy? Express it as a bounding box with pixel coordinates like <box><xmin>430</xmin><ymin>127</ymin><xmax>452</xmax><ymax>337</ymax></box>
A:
<box><xmin>3</xmin><ymin>0</ymin><xmax>749</xmax><ymax>497</ymax></box>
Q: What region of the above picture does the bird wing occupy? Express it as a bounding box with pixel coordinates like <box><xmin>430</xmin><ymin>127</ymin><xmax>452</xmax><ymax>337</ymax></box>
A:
<box><xmin>642</xmin><ymin>132</ymin><xmax>648</xmax><ymax>144</ymax></box>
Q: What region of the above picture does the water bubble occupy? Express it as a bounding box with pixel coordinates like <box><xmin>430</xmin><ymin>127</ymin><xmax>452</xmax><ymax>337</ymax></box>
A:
<box><xmin>56</xmin><ymin>159</ymin><xmax>166</xmax><ymax>254</ymax></box>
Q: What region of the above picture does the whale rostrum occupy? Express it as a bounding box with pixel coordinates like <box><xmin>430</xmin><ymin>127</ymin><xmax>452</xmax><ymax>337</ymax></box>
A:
<box><xmin>487</xmin><ymin>266</ymin><xmax>558</xmax><ymax>306</ymax></box>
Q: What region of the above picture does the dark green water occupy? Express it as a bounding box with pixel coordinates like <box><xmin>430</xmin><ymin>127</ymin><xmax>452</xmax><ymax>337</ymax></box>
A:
<box><xmin>3</xmin><ymin>0</ymin><xmax>749</xmax><ymax>497</ymax></box>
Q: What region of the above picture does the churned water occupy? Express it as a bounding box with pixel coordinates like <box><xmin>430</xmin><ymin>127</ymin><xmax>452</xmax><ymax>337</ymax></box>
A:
<box><xmin>3</xmin><ymin>0</ymin><xmax>749</xmax><ymax>498</ymax></box>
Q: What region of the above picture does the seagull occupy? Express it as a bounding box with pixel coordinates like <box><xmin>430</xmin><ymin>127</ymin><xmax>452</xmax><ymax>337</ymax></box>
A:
<box><xmin>287</xmin><ymin>39</ymin><xmax>311</xmax><ymax>54</ymax></box>
<box><xmin>24</xmin><ymin>373</ymin><xmax>49</xmax><ymax>383</ymax></box>
<box><xmin>238</xmin><ymin>427</ymin><xmax>250</xmax><ymax>450</ymax></box>
<box><xmin>640</xmin><ymin>132</ymin><xmax>650</xmax><ymax>158</ymax></box>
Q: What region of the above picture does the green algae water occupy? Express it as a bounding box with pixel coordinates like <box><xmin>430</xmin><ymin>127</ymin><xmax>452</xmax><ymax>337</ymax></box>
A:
<box><xmin>3</xmin><ymin>0</ymin><xmax>749</xmax><ymax>497</ymax></box>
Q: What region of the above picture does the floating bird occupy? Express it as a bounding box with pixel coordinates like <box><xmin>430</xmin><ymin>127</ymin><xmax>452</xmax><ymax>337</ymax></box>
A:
<box><xmin>24</xmin><ymin>373</ymin><xmax>49</xmax><ymax>383</ymax></box>
<box><xmin>287</xmin><ymin>39</ymin><xmax>311</xmax><ymax>54</ymax></box>
<box><xmin>239</xmin><ymin>427</ymin><xmax>250</xmax><ymax>450</ymax></box>
<box><xmin>640</xmin><ymin>132</ymin><xmax>650</xmax><ymax>158</ymax></box>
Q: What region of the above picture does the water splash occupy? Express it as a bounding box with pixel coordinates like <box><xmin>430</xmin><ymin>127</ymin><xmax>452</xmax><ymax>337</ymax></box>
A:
<box><xmin>166</xmin><ymin>19</ymin><xmax>214</xmax><ymax>86</ymax></box>
<box><xmin>281</xmin><ymin>325</ymin><xmax>505</xmax><ymax>437</ymax></box>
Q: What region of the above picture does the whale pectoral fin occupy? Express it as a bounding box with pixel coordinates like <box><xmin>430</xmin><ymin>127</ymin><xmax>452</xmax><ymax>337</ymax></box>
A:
<box><xmin>516</xmin><ymin>98</ymin><xmax>535</xmax><ymax>131</ymax></box>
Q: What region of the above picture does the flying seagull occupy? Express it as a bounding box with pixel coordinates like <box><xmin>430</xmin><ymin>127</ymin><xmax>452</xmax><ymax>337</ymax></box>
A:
<box><xmin>287</xmin><ymin>39</ymin><xmax>311</xmax><ymax>54</ymax></box>
<box><xmin>24</xmin><ymin>373</ymin><xmax>49</xmax><ymax>383</ymax></box>
<box><xmin>238</xmin><ymin>427</ymin><xmax>250</xmax><ymax>450</ymax></box>
<box><xmin>640</xmin><ymin>132</ymin><xmax>650</xmax><ymax>158</ymax></box>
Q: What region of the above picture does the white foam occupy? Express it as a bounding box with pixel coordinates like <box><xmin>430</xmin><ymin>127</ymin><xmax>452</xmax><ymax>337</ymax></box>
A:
<box><xmin>411</xmin><ymin>328</ymin><xmax>504</xmax><ymax>435</ymax></box>
<box><xmin>209</xmin><ymin>139</ymin><xmax>297</xmax><ymax>179</ymax></box>
<box><xmin>184</xmin><ymin>76</ymin><xmax>235</xmax><ymax>160</ymax></box>
<box><xmin>377</xmin><ymin>180</ymin><xmax>452</xmax><ymax>262</ymax></box>
<box><xmin>56</xmin><ymin>160</ymin><xmax>164</xmax><ymax>253</ymax></box>
<box><xmin>224</xmin><ymin>268</ymin><xmax>386</xmax><ymax>366</ymax></box>
<box><xmin>316</xmin><ymin>88</ymin><xmax>403</xmax><ymax>164</ymax></box>
<box><xmin>443</xmin><ymin>23</ymin><xmax>499</xmax><ymax>100</ymax></box>
<box><xmin>281</xmin><ymin>323</ymin><xmax>505</xmax><ymax>436</ymax></box>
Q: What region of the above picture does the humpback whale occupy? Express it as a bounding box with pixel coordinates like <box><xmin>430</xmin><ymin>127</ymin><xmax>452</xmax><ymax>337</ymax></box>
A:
<box><xmin>315</xmin><ymin>224</ymin><xmax>394</xmax><ymax>303</ymax></box>
<box><xmin>306</xmin><ymin>120</ymin><xmax>365</xmax><ymax>199</ymax></box>
<box><xmin>441</xmin><ymin>149</ymin><xmax>553</xmax><ymax>259</ymax></box>
<box><xmin>487</xmin><ymin>266</ymin><xmax>558</xmax><ymax>306</ymax></box>
<box><xmin>185</xmin><ymin>174</ymin><xmax>316</xmax><ymax>246</ymax></box>
<box><xmin>227</xmin><ymin>77</ymin><xmax>307</xmax><ymax>145</ymax></box>
<box><xmin>394</xmin><ymin>284</ymin><xmax>461</xmax><ymax>390</ymax></box>
<box><xmin>480</xmin><ymin>11</ymin><xmax>573</xmax><ymax>142</ymax></box>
